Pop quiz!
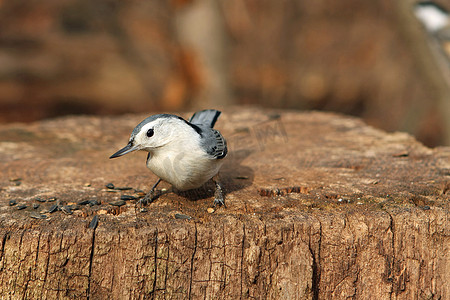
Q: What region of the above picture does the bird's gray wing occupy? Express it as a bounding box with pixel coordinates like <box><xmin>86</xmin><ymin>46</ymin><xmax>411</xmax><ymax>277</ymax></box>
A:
<box><xmin>199</xmin><ymin>127</ymin><xmax>227</xmax><ymax>159</ymax></box>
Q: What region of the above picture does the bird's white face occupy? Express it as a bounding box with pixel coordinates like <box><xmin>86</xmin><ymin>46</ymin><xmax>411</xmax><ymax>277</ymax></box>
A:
<box><xmin>132</xmin><ymin>119</ymin><xmax>173</xmax><ymax>151</ymax></box>
<box><xmin>110</xmin><ymin>117</ymin><xmax>194</xmax><ymax>159</ymax></box>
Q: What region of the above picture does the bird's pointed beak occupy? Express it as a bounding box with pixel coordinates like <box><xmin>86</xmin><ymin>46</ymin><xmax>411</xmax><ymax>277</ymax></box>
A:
<box><xmin>109</xmin><ymin>142</ymin><xmax>139</xmax><ymax>159</ymax></box>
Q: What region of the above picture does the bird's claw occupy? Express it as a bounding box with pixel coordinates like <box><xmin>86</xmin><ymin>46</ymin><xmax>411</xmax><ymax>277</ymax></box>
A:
<box><xmin>138</xmin><ymin>190</ymin><xmax>156</xmax><ymax>206</ymax></box>
<box><xmin>213</xmin><ymin>180</ymin><xmax>226</xmax><ymax>208</ymax></box>
<box><xmin>137</xmin><ymin>178</ymin><xmax>162</xmax><ymax>209</ymax></box>
<box><xmin>213</xmin><ymin>197</ymin><xmax>225</xmax><ymax>207</ymax></box>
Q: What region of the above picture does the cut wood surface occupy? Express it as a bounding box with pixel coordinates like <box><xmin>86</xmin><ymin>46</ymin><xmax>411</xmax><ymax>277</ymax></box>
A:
<box><xmin>0</xmin><ymin>107</ymin><xmax>449</xmax><ymax>299</ymax></box>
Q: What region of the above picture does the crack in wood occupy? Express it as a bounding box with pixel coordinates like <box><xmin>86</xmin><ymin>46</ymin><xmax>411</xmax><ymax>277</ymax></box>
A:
<box><xmin>188</xmin><ymin>223</ymin><xmax>198</xmax><ymax>300</ymax></box>
<box><xmin>311</xmin><ymin>216</ymin><xmax>322</xmax><ymax>300</ymax></box>
<box><xmin>14</xmin><ymin>229</ymin><xmax>27</xmax><ymax>294</ymax></box>
<box><xmin>384</xmin><ymin>209</ymin><xmax>396</xmax><ymax>300</ymax></box>
<box><xmin>163</xmin><ymin>236</ymin><xmax>169</xmax><ymax>297</ymax></box>
<box><xmin>221</xmin><ymin>224</ymin><xmax>226</xmax><ymax>292</ymax></box>
<box><xmin>240</xmin><ymin>223</ymin><xmax>245</xmax><ymax>300</ymax></box>
<box><xmin>0</xmin><ymin>232</ymin><xmax>8</xmax><ymax>271</ymax></box>
<box><xmin>86</xmin><ymin>222</ymin><xmax>98</xmax><ymax>299</ymax></box>
<box><xmin>151</xmin><ymin>227</ymin><xmax>158</xmax><ymax>296</ymax></box>
<box><xmin>34</xmin><ymin>232</ymin><xmax>41</xmax><ymax>269</ymax></box>
<box><xmin>41</xmin><ymin>234</ymin><xmax>51</xmax><ymax>299</ymax></box>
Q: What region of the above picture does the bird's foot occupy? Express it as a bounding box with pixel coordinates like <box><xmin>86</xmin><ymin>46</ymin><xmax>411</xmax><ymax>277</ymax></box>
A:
<box><xmin>138</xmin><ymin>190</ymin><xmax>157</xmax><ymax>206</ymax></box>
<box><xmin>213</xmin><ymin>180</ymin><xmax>226</xmax><ymax>208</ymax></box>
<box><xmin>137</xmin><ymin>178</ymin><xmax>162</xmax><ymax>210</ymax></box>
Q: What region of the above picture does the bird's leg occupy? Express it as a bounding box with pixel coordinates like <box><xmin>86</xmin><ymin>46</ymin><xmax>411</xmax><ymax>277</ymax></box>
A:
<box><xmin>212</xmin><ymin>174</ymin><xmax>226</xmax><ymax>207</ymax></box>
<box><xmin>140</xmin><ymin>178</ymin><xmax>162</xmax><ymax>205</ymax></box>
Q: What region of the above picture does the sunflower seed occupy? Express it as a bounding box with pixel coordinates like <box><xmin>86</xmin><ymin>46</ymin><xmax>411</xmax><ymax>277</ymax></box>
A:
<box><xmin>105</xmin><ymin>183</ymin><xmax>115</xmax><ymax>189</ymax></box>
<box><xmin>32</xmin><ymin>203</ymin><xmax>40</xmax><ymax>209</ymax></box>
<box><xmin>17</xmin><ymin>204</ymin><xmax>27</xmax><ymax>210</ymax></box>
<box><xmin>78</xmin><ymin>200</ymin><xmax>91</xmax><ymax>205</ymax></box>
<box><xmin>49</xmin><ymin>205</ymin><xmax>59</xmax><ymax>213</ymax></box>
<box><xmin>115</xmin><ymin>186</ymin><xmax>133</xmax><ymax>191</ymax></box>
<box><xmin>109</xmin><ymin>200</ymin><xmax>126</xmax><ymax>207</ymax></box>
<box><xmin>30</xmin><ymin>212</ymin><xmax>48</xmax><ymax>219</ymax></box>
<box><xmin>89</xmin><ymin>215</ymin><xmax>99</xmax><ymax>229</ymax></box>
<box><xmin>9</xmin><ymin>199</ymin><xmax>17</xmax><ymax>206</ymax></box>
<box><xmin>175</xmin><ymin>213</ymin><xmax>192</xmax><ymax>220</ymax></box>
<box><xmin>120</xmin><ymin>195</ymin><xmax>137</xmax><ymax>201</ymax></box>
<box><xmin>89</xmin><ymin>199</ymin><xmax>100</xmax><ymax>206</ymax></box>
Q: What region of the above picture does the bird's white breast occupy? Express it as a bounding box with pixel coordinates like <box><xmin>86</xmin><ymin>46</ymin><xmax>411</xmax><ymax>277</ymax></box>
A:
<box><xmin>146</xmin><ymin>143</ymin><xmax>223</xmax><ymax>191</ymax></box>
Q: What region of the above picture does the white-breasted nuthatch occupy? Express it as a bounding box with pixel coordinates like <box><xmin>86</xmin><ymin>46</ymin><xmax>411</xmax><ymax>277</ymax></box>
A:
<box><xmin>414</xmin><ymin>1</ymin><xmax>449</xmax><ymax>35</ymax></box>
<box><xmin>110</xmin><ymin>109</ymin><xmax>227</xmax><ymax>207</ymax></box>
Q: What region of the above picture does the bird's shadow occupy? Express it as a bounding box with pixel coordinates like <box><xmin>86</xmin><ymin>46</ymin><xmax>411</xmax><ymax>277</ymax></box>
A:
<box><xmin>173</xmin><ymin>149</ymin><xmax>254</xmax><ymax>202</ymax></box>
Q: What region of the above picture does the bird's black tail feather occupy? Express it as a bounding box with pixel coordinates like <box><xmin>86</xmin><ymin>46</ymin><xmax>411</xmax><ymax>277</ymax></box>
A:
<box><xmin>189</xmin><ymin>109</ymin><xmax>221</xmax><ymax>128</ymax></box>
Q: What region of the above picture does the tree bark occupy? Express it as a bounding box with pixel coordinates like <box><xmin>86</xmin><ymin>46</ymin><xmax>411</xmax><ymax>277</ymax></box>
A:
<box><xmin>0</xmin><ymin>107</ymin><xmax>448</xmax><ymax>299</ymax></box>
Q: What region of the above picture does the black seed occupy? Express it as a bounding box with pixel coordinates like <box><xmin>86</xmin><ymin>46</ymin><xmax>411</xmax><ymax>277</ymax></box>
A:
<box><xmin>49</xmin><ymin>205</ymin><xmax>59</xmax><ymax>213</ymax></box>
<box><xmin>9</xmin><ymin>199</ymin><xmax>17</xmax><ymax>206</ymax></box>
<box><xmin>47</xmin><ymin>197</ymin><xmax>57</xmax><ymax>202</ymax></box>
<box><xmin>78</xmin><ymin>200</ymin><xmax>91</xmax><ymax>205</ymax></box>
<box><xmin>120</xmin><ymin>195</ymin><xmax>137</xmax><ymax>201</ymax></box>
<box><xmin>17</xmin><ymin>204</ymin><xmax>27</xmax><ymax>210</ymax></box>
<box><xmin>115</xmin><ymin>186</ymin><xmax>133</xmax><ymax>191</ymax></box>
<box><xmin>30</xmin><ymin>212</ymin><xmax>48</xmax><ymax>219</ymax></box>
<box><xmin>175</xmin><ymin>213</ymin><xmax>192</xmax><ymax>220</ymax></box>
<box><xmin>89</xmin><ymin>215</ymin><xmax>99</xmax><ymax>229</ymax></box>
<box><xmin>89</xmin><ymin>199</ymin><xmax>100</xmax><ymax>206</ymax></box>
<box><xmin>422</xmin><ymin>205</ymin><xmax>431</xmax><ymax>210</ymax></box>
<box><xmin>105</xmin><ymin>183</ymin><xmax>115</xmax><ymax>189</ymax></box>
<box><xmin>60</xmin><ymin>206</ymin><xmax>73</xmax><ymax>215</ymax></box>
<box><xmin>33</xmin><ymin>203</ymin><xmax>40</xmax><ymax>209</ymax></box>
<box><xmin>109</xmin><ymin>200</ymin><xmax>126</xmax><ymax>207</ymax></box>
<box><xmin>35</xmin><ymin>197</ymin><xmax>46</xmax><ymax>202</ymax></box>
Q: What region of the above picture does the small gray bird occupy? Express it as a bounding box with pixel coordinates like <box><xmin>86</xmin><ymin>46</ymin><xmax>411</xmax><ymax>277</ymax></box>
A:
<box><xmin>110</xmin><ymin>109</ymin><xmax>227</xmax><ymax>206</ymax></box>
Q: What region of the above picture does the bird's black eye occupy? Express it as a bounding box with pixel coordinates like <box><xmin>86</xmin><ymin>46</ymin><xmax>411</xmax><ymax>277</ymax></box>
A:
<box><xmin>146</xmin><ymin>128</ymin><xmax>154</xmax><ymax>137</ymax></box>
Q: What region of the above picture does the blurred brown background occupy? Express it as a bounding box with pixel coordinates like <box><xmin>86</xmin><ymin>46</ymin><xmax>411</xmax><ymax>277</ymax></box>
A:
<box><xmin>1</xmin><ymin>0</ymin><xmax>450</xmax><ymax>146</ymax></box>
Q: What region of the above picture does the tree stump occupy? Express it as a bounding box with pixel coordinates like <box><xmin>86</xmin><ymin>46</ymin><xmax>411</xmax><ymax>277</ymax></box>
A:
<box><xmin>0</xmin><ymin>107</ymin><xmax>449</xmax><ymax>299</ymax></box>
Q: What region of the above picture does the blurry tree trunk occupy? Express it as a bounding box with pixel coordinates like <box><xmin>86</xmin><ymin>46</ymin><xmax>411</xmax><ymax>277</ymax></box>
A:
<box><xmin>175</xmin><ymin>0</ymin><xmax>233</xmax><ymax>108</ymax></box>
